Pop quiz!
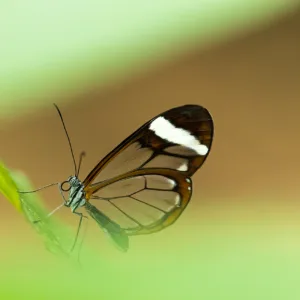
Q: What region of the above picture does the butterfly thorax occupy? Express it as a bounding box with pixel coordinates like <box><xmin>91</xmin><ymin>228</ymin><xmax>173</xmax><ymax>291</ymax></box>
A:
<box><xmin>64</xmin><ymin>176</ymin><xmax>86</xmax><ymax>213</ymax></box>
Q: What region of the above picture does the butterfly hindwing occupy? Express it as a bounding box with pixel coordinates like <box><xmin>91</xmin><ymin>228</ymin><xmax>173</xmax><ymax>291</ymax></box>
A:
<box><xmin>86</xmin><ymin>168</ymin><xmax>191</xmax><ymax>235</ymax></box>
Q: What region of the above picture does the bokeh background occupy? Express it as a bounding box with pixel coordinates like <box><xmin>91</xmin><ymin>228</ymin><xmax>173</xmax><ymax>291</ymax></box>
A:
<box><xmin>1</xmin><ymin>1</ymin><xmax>300</xmax><ymax>299</ymax></box>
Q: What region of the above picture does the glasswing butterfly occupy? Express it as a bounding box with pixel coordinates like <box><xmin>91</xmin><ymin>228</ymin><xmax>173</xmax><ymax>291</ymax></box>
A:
<box><xmin>20</xmin><ymin>104</ymin><xmax>214</xmax><ymax>252</ymax></box>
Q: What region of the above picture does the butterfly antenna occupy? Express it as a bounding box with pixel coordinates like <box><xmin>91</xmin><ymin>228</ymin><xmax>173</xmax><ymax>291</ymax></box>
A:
<box><xmin>76</xmin><ymin>151</ymin><xmax>86</xmax><ymax>177</ymax></box>
<box><xmin>53</xmin><ymin>104</ymin><xmax>77</xmax><ymax>175</ymax></box>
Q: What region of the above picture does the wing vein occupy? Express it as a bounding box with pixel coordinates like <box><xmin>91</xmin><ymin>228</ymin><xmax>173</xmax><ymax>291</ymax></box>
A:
<box><xmin>108</xmin><ymin>200</ymin><xmax>144</xmax><ymax>228</ymax></box>
<box><xmin>130</xmin><ymin>195</ymin><xmax>168</xmax><ymax>214</ymax></box>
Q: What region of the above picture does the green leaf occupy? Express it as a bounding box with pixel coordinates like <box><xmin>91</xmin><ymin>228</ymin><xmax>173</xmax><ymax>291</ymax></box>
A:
<box><xmin>0</xmin><ymin>161</ymin><xmax>74</xmax><ymax>257</ymax></box>
<box><xmin>0</xmin><ymin>161</ymin><xmax>22</xmax><ymax>211</ymax></box>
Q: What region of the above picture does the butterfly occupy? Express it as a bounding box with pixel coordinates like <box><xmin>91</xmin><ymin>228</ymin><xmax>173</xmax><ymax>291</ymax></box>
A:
<box><xmin>21</xmin><ymin>104</ymin><xmax>214</xmax><ymax>252</ymax></box>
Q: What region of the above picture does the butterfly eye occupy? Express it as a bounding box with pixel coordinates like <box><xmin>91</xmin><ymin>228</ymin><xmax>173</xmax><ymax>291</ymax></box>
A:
<box><xmin>60</xmin><ymin>180</ymin><xmax>71</xmax><ymax>192</ymax></box>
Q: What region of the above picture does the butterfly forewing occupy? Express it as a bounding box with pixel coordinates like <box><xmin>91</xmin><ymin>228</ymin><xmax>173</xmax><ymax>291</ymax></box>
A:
<box><xmin>84</xmin><ymin>105</ymin><xmax>213</xmax><ymax>185</ymax></box>
<box><xmin>83</xmin><ymin>105</ymin><xmax>213</xmax><ymax>235</ymax></box>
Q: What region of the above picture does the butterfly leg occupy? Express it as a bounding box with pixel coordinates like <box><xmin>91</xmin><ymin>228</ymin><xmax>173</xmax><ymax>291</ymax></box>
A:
<box><xmin>23</xmin><ymin>183</ymin><xmax>68</xmax><ymax>224</ymax></box>
<box><xmin>18</xmin><ymin>182</ymin><xmax>61</xmax><ymax>194</ymax></box>
<box><xmin>69</xmin><ymin>212</ymin><xmax>89</xmax><ymax>253</ymax></box>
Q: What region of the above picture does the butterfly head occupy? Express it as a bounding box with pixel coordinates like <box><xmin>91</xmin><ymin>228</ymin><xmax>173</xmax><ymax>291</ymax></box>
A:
<box><xmin>61</xmin><ymin>176</ymin><xmax>86</xmax><ymax>212</ymax></box>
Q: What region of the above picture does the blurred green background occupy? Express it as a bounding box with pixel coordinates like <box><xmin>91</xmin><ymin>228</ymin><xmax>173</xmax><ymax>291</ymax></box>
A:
<box><xmin>1</xmin><ymin>1</ymin><xmax>300</xmax><ymax>299</ymax></box>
